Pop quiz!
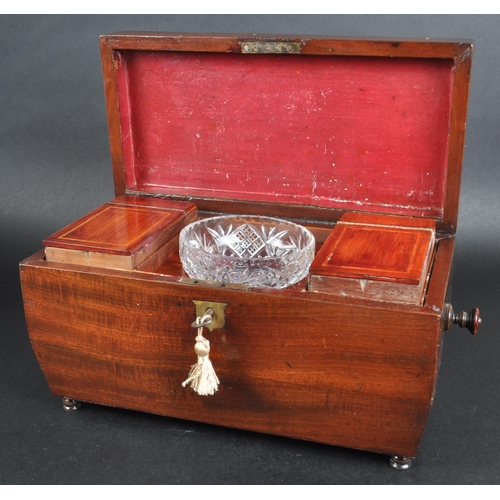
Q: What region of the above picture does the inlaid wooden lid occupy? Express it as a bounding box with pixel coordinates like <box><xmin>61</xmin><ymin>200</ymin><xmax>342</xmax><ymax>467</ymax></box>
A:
<box><xmin>43</xmin><ymin>196</ymin><xmax>197</xmax><ymax>269</ymax></box>
<box><xmin>310</xmin><ymin>213</ymin><xmax>435</xmax><ymax>285</ymax></box>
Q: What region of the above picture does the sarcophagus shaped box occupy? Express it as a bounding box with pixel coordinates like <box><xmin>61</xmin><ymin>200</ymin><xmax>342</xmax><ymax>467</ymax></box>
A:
<box><xmin>20</xmin><ymin>33</ymin><xmax>481</xmax><ymax>470</ymax></box>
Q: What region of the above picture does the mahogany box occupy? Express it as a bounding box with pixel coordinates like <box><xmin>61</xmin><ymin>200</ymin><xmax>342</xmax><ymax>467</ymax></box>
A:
<box><xmin>19</xmin><ymin>33</ymin><xmax>481</xmax><ymax>470</ymax></box>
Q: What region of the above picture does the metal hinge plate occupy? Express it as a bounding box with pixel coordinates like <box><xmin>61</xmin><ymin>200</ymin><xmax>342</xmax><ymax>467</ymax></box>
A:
<box><xmin>240</xmin><ymin>41</ymin><xmax>301</xmax><ymax>54</ymax></box>
<box><xmin>178</xmin><ymin>277</ymin><xmax>249</xmax><ymax>291</ymax></box>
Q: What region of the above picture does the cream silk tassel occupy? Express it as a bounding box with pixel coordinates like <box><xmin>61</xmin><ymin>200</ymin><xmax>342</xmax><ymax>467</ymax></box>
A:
<box><xmin>182</xmin><ymin>313</ymin><xmax>220</xmax><ymax>396</ymax></box>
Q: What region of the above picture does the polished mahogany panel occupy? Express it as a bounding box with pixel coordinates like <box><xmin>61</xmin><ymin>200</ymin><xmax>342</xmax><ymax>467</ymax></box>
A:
<box><xmin>309</xmin><ymin>213</ymin><xmax>435</xmax><ymax>304</ymax></box>
<box><xmin>115</xmin><ymin>51</ymin><xmax>454</xmax><ymax>218</ymax></box>
<box><xmin>43</xmin><ymin>196</ymin><xmax>195</xmax><ymax>255</ymax></box>
<box><xmin>311</xmin><ymin>213</ymin><xmax>435</xmax><ymax>284</ymax></box>
<box><xmin>20</xmin><ymin>256</ymin><xmax>445</xmax><ymax>458</ymax></box>
<box><xmin>323</xmin><ymin>227</ymin><xmax>431</xmax><ymax>284</ymax></box>
<box><xmin>43</xmin><ymin>196</ymin><xmax>197</xmax><ymax>269</ymax></box>
<box><xmin>45</xmin><ymin>206</ymin><xmax>176</xmax><ymax>255</ymax></box>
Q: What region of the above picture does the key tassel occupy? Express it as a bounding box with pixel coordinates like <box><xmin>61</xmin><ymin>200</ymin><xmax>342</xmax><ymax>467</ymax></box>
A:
<box><xmin>182</xmin><ymin>314</ymin><xmax>220</xmax><ymax>396</ymax></box>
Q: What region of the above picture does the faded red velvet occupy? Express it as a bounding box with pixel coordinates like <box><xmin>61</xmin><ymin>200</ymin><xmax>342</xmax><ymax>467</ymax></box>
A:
<box><xmin>116</xmin><ymin>51</ymin><xmax>454</xmax><ymax>218</ymax></box>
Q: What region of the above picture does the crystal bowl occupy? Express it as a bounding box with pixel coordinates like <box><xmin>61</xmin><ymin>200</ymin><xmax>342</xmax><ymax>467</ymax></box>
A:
<box><xmin>179</xmin><ymin>215</ymin><xmax>316</xmax><ymax>289</ymax></box>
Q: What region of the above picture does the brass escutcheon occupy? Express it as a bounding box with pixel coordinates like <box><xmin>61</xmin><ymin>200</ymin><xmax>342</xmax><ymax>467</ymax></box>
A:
<box><xmin>193</xmin><ymin>300</ymin><xmax>227</xmax><ymax>331</ymax></box>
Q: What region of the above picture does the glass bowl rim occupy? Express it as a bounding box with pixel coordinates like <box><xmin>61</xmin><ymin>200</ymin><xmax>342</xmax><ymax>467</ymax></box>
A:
<box><xmin>179</xmin><ymin>214</ymin><xmax>316</xmax><ymax>263</ymax></box>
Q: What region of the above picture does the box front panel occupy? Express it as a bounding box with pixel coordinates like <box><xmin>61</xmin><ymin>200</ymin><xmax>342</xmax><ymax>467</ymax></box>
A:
<box><xmin>21</xmin><ymin>261</ymin><xmax>442</xmax><ymax>457</ymax></box>
<box><xmin>115</xmin><ymin>50</ymin><xmax>454</xmax><ymax>219</ymax></box>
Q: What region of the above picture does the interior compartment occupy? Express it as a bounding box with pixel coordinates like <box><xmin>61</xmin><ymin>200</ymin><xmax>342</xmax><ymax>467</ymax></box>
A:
<box><xmin>113</xmin><ymin>204</ymin><xmax>442</xmax><ymax>305</ymax></box>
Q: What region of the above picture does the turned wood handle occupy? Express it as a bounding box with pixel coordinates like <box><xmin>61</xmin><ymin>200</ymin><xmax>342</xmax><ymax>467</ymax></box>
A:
<box><xmin>444</xmin><ymin>304</ymin><xmax>481</xmax><ymax>335</ymax></box>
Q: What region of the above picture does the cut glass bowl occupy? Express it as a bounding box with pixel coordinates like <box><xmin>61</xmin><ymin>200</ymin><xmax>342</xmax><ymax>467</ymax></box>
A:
<box><xmin>179</xmin><ymin>215</ymin><xmax>316</xmax><ymax>289</ymax></box>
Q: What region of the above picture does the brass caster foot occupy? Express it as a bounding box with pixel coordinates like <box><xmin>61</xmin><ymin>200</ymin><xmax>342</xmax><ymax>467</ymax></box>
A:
<box><xmin>390</xmin><ymin>455</ymin><xmax>413</xmax><ymax>470</ymax></box>
<box><xmin>62</xmin><ymin>397</ymin><xmax>82</xmax><ymax>412</ymax></box>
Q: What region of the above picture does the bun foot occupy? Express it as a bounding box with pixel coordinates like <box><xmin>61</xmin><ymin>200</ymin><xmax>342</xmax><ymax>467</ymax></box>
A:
<box><xmin>62</xmin><ymin>397</ymin><xmax>82</xmax><ymax>412</ymax></box>
<box><xmin>390</xmin><ymin>455</ymin><xmax>413</xmax><ymax>470</ymax></box>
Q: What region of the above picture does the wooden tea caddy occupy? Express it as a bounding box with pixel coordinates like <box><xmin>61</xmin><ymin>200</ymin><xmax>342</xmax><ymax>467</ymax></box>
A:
<box><xmin>20</xmin><ymin>33</ymin><xmax>482</xmax><ymax>470</ymax></box>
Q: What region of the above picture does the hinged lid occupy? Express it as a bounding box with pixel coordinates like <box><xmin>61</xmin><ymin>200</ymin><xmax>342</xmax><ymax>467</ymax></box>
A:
<box><xmin>308</xmin><ymin>212</ymin><xmax>436</xmax><ymax>305</ymax></box>
<box><xmin>100</xmin><ymin>32</ymin><xmax>473</xmax><ymax>233</ymax></box>
<box><xmin>43</xmin><ymin>196</ymin><xmax>197</xmax><ymax>269</ymax></box>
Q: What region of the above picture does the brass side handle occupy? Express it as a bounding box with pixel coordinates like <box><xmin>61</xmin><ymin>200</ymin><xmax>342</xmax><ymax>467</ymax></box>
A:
<box><xmin>443</xmin><ymin>304</ymin><xmax>481</xmax><ymax>335</ymax></box>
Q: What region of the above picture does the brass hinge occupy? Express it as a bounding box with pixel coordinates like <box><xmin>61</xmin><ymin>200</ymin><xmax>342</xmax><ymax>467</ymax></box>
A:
<box><xmin>178</xmin><ymin>277</ymin><xmax>249</xmax><ymax>291</ymax></box>
<box><xmin>240</xmin><ymin>41</ymin><xmax>301</xmax><ymax>54</ymax></box>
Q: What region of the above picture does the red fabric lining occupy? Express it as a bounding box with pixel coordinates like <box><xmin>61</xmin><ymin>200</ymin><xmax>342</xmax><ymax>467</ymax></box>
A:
<box><xmin>116</xmin><ymin>51</ymin><xmax>454</xmax><ymax>218</ymax></box>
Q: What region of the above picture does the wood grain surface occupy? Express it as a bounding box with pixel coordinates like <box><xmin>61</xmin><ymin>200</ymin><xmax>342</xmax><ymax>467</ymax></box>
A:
<box><xmin>20</xmin><ymin>235</ymin><xmax>453</xmax><ymax>458</ymax></box>
<box><xmin>308</xmin><ymin>213</ymin><xmax>436</xmax><ymax>304</ymax></box>
<box><xmin>43</xmin><ymin>196</ymin><xmax>196</xmax><ymax>269</ymax></box>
